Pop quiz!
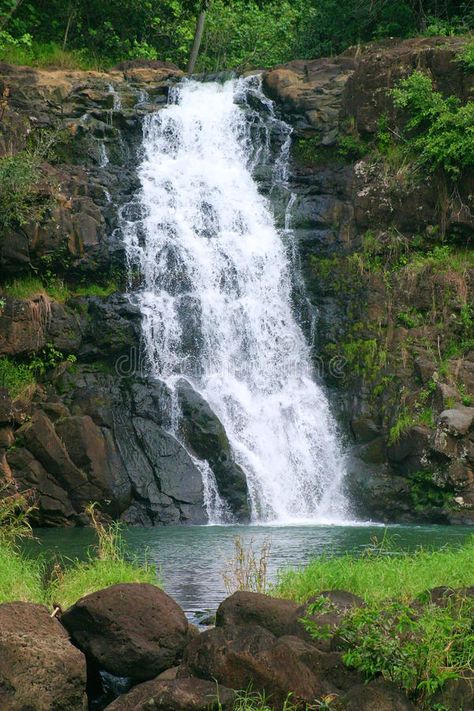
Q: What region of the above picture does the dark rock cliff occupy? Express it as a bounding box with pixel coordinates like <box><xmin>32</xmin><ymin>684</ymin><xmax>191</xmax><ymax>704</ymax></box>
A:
<box><xmin>0</xmin><ymin>37</ymin><xmax>473</xmax><ymax>526</ymax></box>
<box><xmin>264</xmin><ymin>36</ymin><xmax>474</xmax><ymax>523</ymax></box>
<box><xmin>0</xmin><ymin>61</ymin><xmax>248</xmax><ymax>526</ymax></box>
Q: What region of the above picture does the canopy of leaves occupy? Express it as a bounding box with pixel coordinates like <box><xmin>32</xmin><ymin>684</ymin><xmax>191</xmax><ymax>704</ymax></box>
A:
<box><xmin>0</xmin><ymin>0</ymin><xmax>473</xmax><ymax>70</ymax></box>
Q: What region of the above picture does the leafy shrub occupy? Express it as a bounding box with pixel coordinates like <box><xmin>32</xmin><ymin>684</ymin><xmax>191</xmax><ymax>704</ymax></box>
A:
<box><xmin>336</xmin><ymin>596</ymin><xmax>474</xmax><ymax>707</ymax></box>
<box><xmin>392</xmin><ymin>70</ymin><xmax>474</xmax><ymax>177</ymax></box>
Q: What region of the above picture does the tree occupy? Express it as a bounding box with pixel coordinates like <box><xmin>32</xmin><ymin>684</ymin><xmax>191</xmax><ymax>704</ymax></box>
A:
<box><xmin>187</xmin><ymin>0</ymin><xmax>209</xmax><ymax>73</ymax></box>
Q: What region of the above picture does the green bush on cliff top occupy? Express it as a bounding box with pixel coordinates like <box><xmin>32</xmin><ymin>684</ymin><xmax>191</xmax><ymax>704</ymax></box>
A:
<box><xmin>392</xmin><ymin>70</ymin><xmax>474</xmax><ymax>177</ymax></box>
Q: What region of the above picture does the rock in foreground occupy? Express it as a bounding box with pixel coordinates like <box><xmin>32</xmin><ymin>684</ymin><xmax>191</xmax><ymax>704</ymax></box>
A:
<box><xmin>61</xmin><ymin>583</ymin><xmax>190</xmax><ymax>682</ymax></box>
<box><xmin>105</xmin><ymin>678</ymin><xmax>235</xmax><ymax>710</ymax></box>
<box><xmin>0</xmin><ymin>601</ymin><xmax>87</xmax><ymax>711</ymax></box>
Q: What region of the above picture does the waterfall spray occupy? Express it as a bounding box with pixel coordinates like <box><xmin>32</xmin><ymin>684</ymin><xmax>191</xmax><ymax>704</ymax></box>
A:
<box><xmin>124</xmin><ymin>76</ymin><xmax>348</xmax><ymax>524</ymax></box>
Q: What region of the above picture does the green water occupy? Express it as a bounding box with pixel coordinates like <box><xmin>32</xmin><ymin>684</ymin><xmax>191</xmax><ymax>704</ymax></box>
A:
<box><xmin>30</xmin><ymin>523</ymin><xmax>473</xmax><ymax>615</ymax></box>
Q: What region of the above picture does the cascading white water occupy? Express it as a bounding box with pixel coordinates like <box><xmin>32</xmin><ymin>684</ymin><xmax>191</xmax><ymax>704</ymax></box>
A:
<box><xmin>124</xmin><ymin>76</ymin><xmax>349</xmax><ymax>524</ymax></box>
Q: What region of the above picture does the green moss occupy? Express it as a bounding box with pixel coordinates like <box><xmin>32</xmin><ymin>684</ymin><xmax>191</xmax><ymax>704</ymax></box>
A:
<box><xmin>410</xmin><ymin>471</ymin><xmax>454</xmax><ymax>510</ymax></box>
<box><xmin>341</xmin><ymin>338</ymin><xmax>387</xmax><ymax>382</ymax></box>
<box><xmin>73</xmin><ymin>282</ymin><xmax>118</xmax><ymax>298</ymax></box>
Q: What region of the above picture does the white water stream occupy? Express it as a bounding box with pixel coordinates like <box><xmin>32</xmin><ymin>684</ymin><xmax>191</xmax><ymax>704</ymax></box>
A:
<box><xmin>124</xmin><ymin>76</ymin><xmax>348</xmax><ymax>524</ymax></box>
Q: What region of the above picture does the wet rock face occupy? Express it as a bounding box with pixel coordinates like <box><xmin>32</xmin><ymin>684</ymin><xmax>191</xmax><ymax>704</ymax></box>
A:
<box><xmin>265</xmin><ymin>36</ymin><xmax>474</xmax><ymax>524</ymax></box>
<box><xmin>0</xmin><ymin>601</ymin><xmax>87</xmax><ymax>711</ymax></box>
<box><xmin>0</xmin><ymin>61</ymin><xmax>253</xmax><ymax>527</ymax></box>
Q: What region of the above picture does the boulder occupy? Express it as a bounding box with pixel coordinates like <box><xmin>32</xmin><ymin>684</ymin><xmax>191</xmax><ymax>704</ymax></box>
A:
<box><xmin>292</xmin><ymin>590</ymin><xmax>365</xmax><ymax>649</ymax></box>
<box><xmin>342</xmin><ymin>679</ymin><xmax>417</xmax><ymax>710</ymax></box>
<box><xmin>0</xmin><ymin>295</ymin><xmax>51</xmax><ymax>356</ymax></box>
<box><xmin>176</xmin><ymin>379</ymin><xmax>249</xmax><ymax>518</ymax></box>
<box><xmin>105</xmin><ymin>678</ymin><xmax>235</xmax><ymax>711</ymax></box>
<box><xmin>61</xmin><ymin>583</ymin><xmax>190</xmax><ymax>682</ymax></box>
<box><xmin>180</xmin><ymin>624</ymin><xmax>360</xmax><ymax>706</ymax></box>
<box><xmin>0</xmin><ymin>601</ymin><xmax>87</xmax><ymax>711</ymax></box>
<box><xmin>216</xmin><ymin>592</ymin><xmax>300</xmax><ymax>637</ymax></box>
<box><xmin>431</xmin><ymin>672</ymin><xmax>474</xmax><ymax>711</ymax></box>
<box><xmin>438</xmin><ymin>407</ymin><xmax>474</xmax><ymax>437</ymax></box>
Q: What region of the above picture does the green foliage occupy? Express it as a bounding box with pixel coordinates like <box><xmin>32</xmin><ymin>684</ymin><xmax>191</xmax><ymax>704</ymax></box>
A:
<box><xmin>0</xmin><ymin>489</ymin><xmax>44</xmax><ymax>603</ymax></box>
<box><xmin>0</xmin><ymin>543</ymin><xmax>45</xmax><ymax>603</ymax></box>
<box><xmin>0</xmin><ymin>488</ymin><xmax>35</xmax><ymax>546</ymax></box>
<box><xmin>0</xmin><ymin>151</ymin><xmax>46</xmax><ymax>231</ymax></box>
<box><xmin>397</xmin><ymin>308</ymin><xmax>424</xmax><ymax>328</ymax></box>
<box><xmin>388</xmin><ymin>410</ymin><xmax>414</xmax><ymax>444</ymax></box>
<box><xmin>28</xmin><ymin>344</ymin><xmax>76</xmax><ymax>377</ymax></box>
<box><xmin>275</xmin><ymin>536</ymin><xmax>474</xmax><ymax>604</ymax></box>
<box><xmin>197</xmin><ymin>0</ymin><xmax>301</xmax><ymax>71</ymax></box>
<box><xmin>0</xmin><ymin>357</ymin><xmax>35</xmax><ymax>399</ymax></box>
<box><xmin>2</xmin><ymin>277</ymin><xmax>46</xmax><ymax>299</ymax></box>
<box><xmin>410</xmin><ymin>471</ymin><xmax>453</xmax><ymax>509</ymax></box>
<box><xmin>232</xmin><ymin>691</ymin><xmax>301</xmax><ymax>711</ymax></box>
<box><xmin>457</xmin><ymin>39</ymin><xmax>474</xmax><ymax>70</ymax></box>
<box><xmin>1</xmin><ymin>276</ymin><xmax>118</xmax><ymax>302</ymax></box>
<box><xmin>337</xmin><ymin>596</ymin><xmax>474</xmax><ymax>707</ymax></box>
<box><xmin>0</xmin><ymin>500</ymin><xmax>159</xmax><ymax>608</ymax></box>
<box><xmin>341</xmin><ymin>338</ymin><xmax>387</xmax><ymax>382</ymax></box>
<box><xmin>337</xmin><ymin>133</ymin><xmax>368</xmax><ymax>160</ymax></box>
<box><xmin>392</xmin><ymin>70</ymin><xmax>474</xmax><ymax>177</ymax></box>
<box><xmin>2</xmin><ymin>0</ymin><xmax>473</xmax><ymax>70</ymax></box>
<box><xmin>73</xmin><ymin>281</ymin><xmax>118</xmax><ymax>298</ymax></box>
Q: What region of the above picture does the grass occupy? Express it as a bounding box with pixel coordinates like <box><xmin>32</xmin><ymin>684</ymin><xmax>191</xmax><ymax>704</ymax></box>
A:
<box><xmin>73</xmin><ymin>282</ymin><xmax>118</xmax><ymax>298</ymax></box>
<box><xmin>222</xmin><ymin>536</ymin><xmax>272</xmax><ymax>595</ymax></box>
<box><xmin>231</xmin><ymin>691</ymin><xmax>306</xmax><ymax>711</ymax></box>
<box><xmin>0</xmin><ymin>497</ymin><xmax>159</xmax><ymax>609</ymax></box>
<box><xmin>274</xmin><ymin>535</ymin><xmax>474</xmax><ymax>604</ymax></box>
<box><xmin>47</xmin><ymin>505</ymin><xmax>157</xmax><ymax>609</ymax></box>
<box><xmin>1</xmin><ymin>276</ymin><xmax>118</xmax><ymax>303</ymax></box>
<box><xmin>0</xmin><ymin>543</ymin><xmax>45</xmax><ymax>604</ymax></box>
<box><xmin>48</xmin><ymin>556</ymin><xmax>158</xmax><ymax>609</ymax></box>
<box><xmin>0</xmin><ymin>357</ymin><xmax>35</xmax><ymax>399</ymax></box>
<box><xmin>0</xmin><ymin>41</ymin><xmax>105</xmax><ymax>71</ymax></box>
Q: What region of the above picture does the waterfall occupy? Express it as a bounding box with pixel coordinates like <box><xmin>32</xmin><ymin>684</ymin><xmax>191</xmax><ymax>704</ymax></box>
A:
<box><xmin>124</xmin><ymin>76</ymin><xmax>348</xmax><ymax>524</ymax></box>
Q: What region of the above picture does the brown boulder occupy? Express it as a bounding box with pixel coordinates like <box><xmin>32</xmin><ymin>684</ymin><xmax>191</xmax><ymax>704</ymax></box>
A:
<box><xmin>216</xmin><ymin>591</ymin><xmax>299</xmax><ymax>637</ymax></box>
<box><xmin>0</xmin><ymin>295</ymin><xmax>50</xmax><ymax>356</ymax></box>
<box><xmin>105</xmin><ymin>678</ymin><xmax>235</xmax><ymax>711</ymax></box>
<box><xmin>180</xmin><ymin>624</ymin><xmax>360</xmax><ymax>706</ymax></box>
<box><xmin>61</xmin><ymin>583</ymin><xmax>190</xmax><ymax>682</ymax></box>
<box><xmin>0</xmin><ymin>601</ymin><xmax>87</xmax><ymax>711</ymax></box>
<box><xmin>343</xmin><ymin>679</ymin><xmax>416</xmax><ymax>710</ymax></box>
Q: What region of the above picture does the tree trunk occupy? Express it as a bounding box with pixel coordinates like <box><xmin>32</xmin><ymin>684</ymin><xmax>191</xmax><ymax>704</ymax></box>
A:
<box><xmin>0</xmin><ymin>0</ymin><xmax>24</xmax><ymax>32</ymax></box>
<box><xmin>62</xmin><ymin>4</ymin><xmax>75</xmax><ymax>51</ymax></box>
<box><xmin>187</xmin><ymin>1</ymin><xmax>209</xmax><ymax>75</ymax></box>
